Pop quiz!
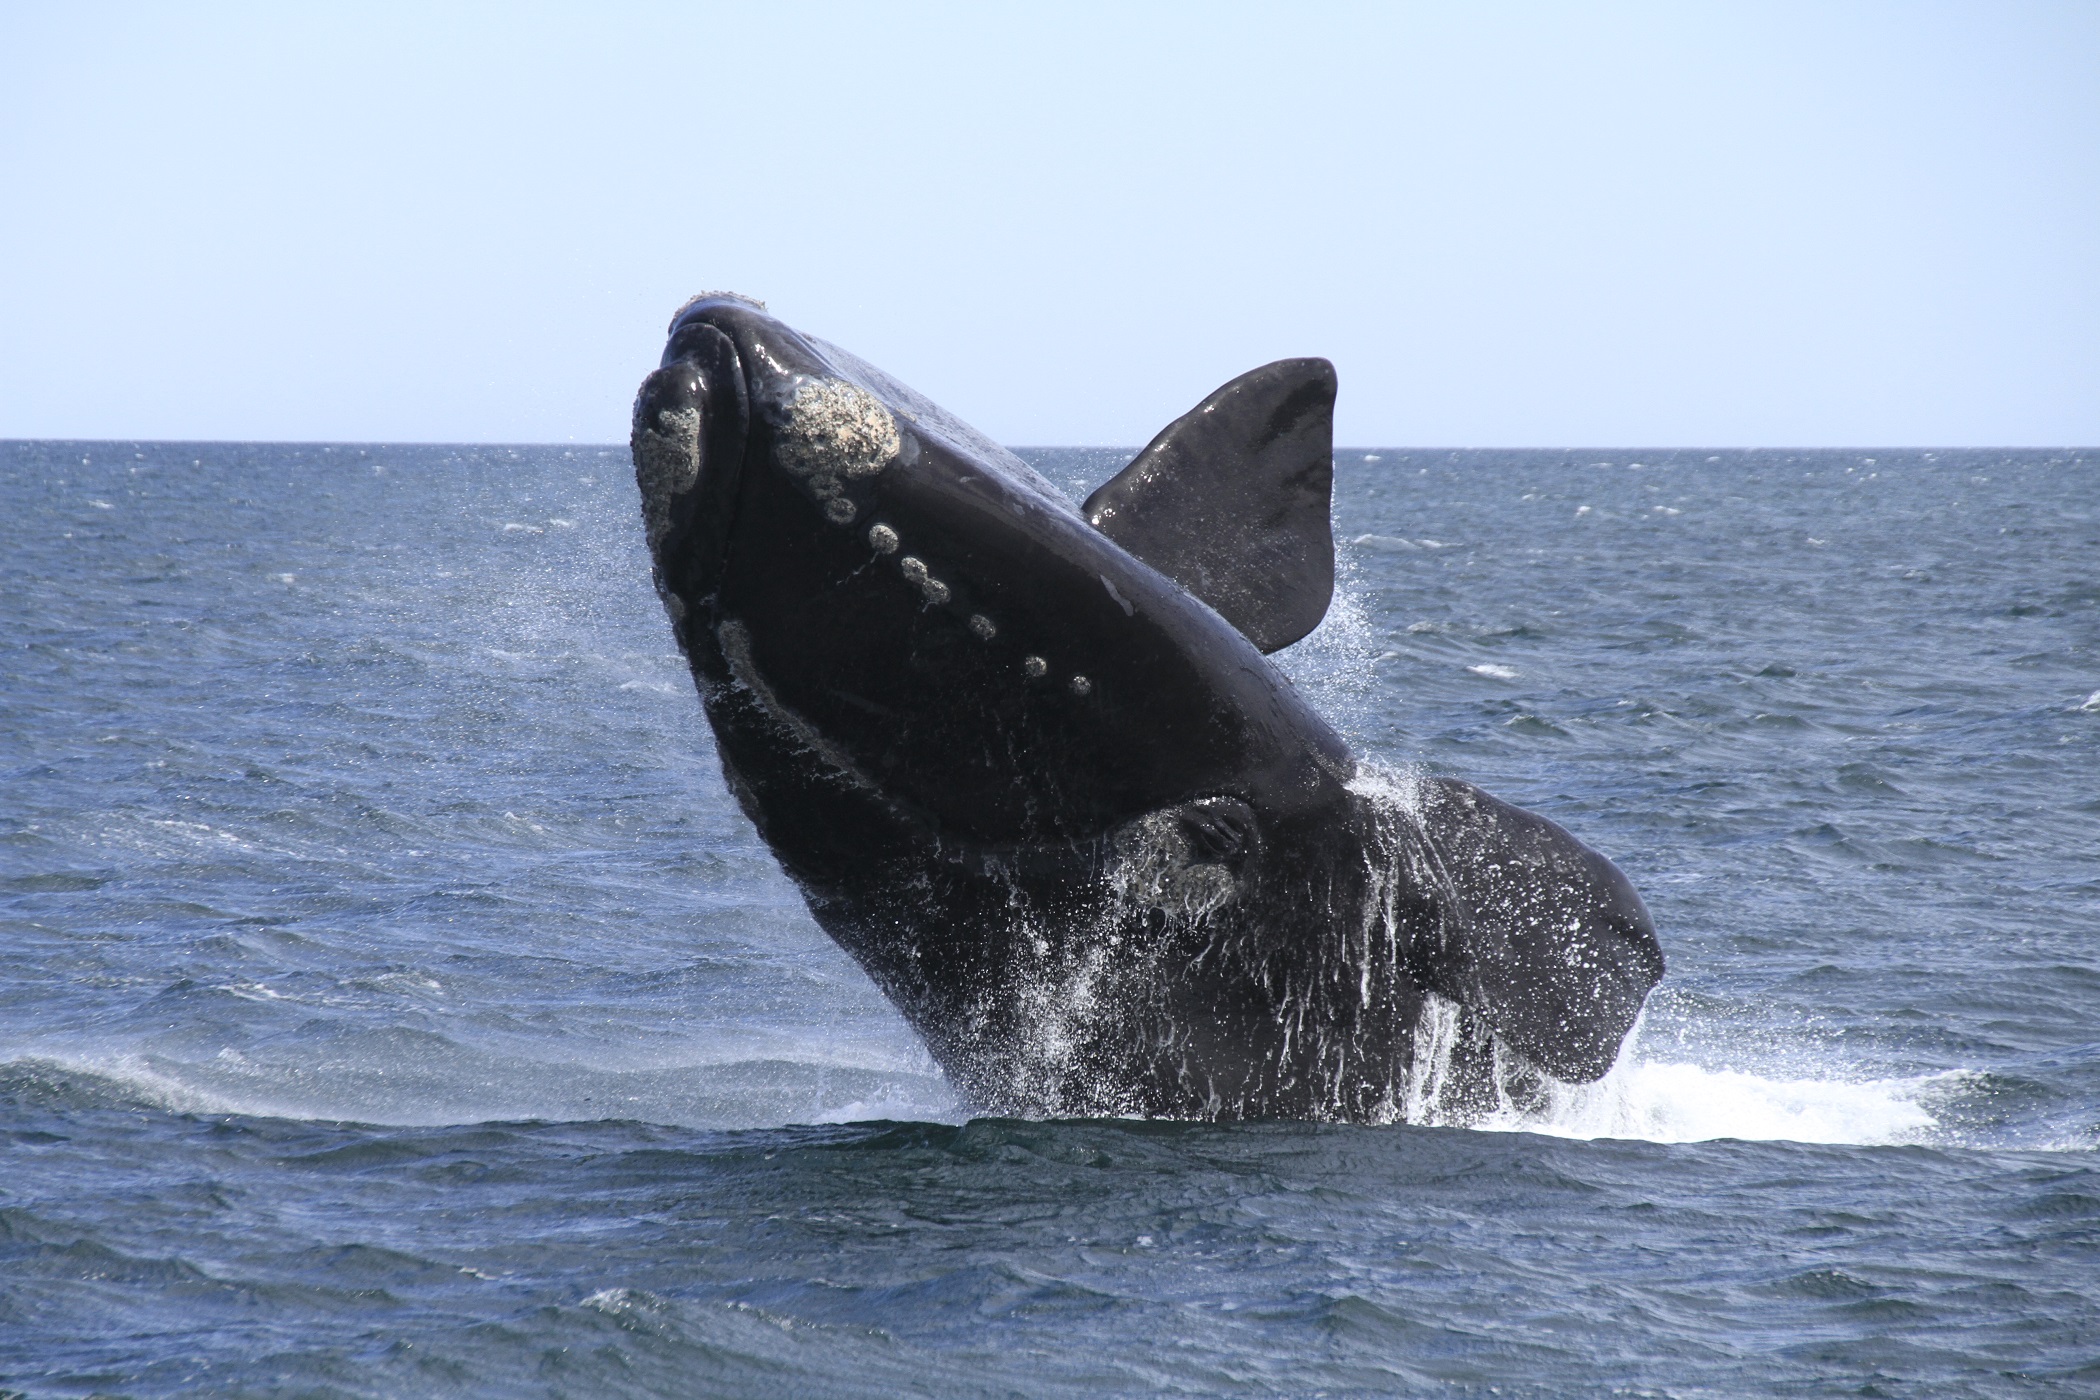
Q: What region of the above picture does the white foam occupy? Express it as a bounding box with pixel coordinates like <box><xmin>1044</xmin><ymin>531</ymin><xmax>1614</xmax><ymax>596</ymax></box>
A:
<box><xmin>1467</xmin><ymin>663</ymin><xmax>1520</xmax><ymax>681</ymax></box>
<box><xmin>1480</xmin><ymin>1057</ymin><xmax>1954</xmax><ymax>1146</ymax></box>
<box><xmin>1393</xmin><ymin>990</ymin><xmax>1962</xmax><ymax>1146</ymax></box>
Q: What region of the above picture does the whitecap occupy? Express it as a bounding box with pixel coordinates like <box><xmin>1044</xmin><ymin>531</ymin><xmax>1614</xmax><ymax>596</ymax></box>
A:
<box><xmin>1350</xmin><ymin>534</ymin><xmax>1456</xmax><ymax>551</ymax></box>
<box><xmin>1486</xmin><ymin>1059</ymin><xmax>1954</xmax><ymax>1146</ymax></box>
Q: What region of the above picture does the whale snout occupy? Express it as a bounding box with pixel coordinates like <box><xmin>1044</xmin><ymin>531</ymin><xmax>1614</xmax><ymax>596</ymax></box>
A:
<box><xmin>632</xmin><ymin>361</ymin><xmax>705</xmax><ymax>551</ymax></box>
<box><xmin>647</xmin><ymin>294</ymin><xmax>920</xmax><ymax>563</ymax></box>
<box><xmin>631</xmin><ymin>318</ymin><xmax>747</xmax><ymax>608</ymax></box>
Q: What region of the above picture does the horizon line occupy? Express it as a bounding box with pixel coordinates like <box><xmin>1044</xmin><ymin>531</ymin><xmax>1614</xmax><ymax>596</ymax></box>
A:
<box><xmin>6</xmin><ymin>438</ymin><xmax>2095</xmax><ymax>455</ymax></box>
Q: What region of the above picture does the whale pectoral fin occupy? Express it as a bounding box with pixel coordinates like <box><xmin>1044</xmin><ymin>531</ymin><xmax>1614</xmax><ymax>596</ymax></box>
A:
<box><xmin>1082</xmin><ymin>359</ymin><xmax>1336</xmax><ymax>653</ymax></box>
<box><xmin>1405</xmin><ymin>779</ymin><xmax>1665</xmax><ymax>1083</ymax></box>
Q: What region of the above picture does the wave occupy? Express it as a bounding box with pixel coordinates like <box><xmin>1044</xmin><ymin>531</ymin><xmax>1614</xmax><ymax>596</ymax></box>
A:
<box><xmin>5</xmin><ymin>1027</ymin><xmax>2048</xmax><ymax>1151</ymax></box>
<box><xmin>0</xmin><ymin>1041</ymin><xmax>961</xmax><ymax>1132</ymax></box>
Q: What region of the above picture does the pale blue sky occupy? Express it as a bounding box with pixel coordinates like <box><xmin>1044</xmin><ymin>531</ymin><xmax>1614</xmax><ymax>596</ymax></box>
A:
<box><xmin>1</xmin><ymin>2</ymin><xmax>2093</xmax><ymax>446</ymax></box>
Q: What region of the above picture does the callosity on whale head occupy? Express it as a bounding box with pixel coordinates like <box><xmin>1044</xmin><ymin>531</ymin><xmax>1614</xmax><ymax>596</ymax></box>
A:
<box><xmin>632</xmin><ymin>293</ymin><xmax>1664</xmax><ymax>1121</ymax></box>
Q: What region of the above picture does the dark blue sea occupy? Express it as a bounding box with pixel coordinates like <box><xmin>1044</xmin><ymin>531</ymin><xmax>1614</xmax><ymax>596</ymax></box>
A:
<box><xmin>3</xmin><ymin>440</ymin><xmax>2095</xmax><ymax>1398</ymax></box>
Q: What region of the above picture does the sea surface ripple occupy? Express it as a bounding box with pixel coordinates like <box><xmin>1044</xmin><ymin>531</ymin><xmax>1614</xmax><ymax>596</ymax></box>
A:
<box><xmin>2</xmin><ymin>441</ymin><xmax>2095</xmax><ymax>1397</ymax></box>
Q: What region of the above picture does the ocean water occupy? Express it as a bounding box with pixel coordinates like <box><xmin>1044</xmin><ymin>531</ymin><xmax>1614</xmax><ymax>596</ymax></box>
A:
<box><xmin>2</xmin><ymin>439</ymin><xmax>2095</xmax><ymax>1398</ymax></box>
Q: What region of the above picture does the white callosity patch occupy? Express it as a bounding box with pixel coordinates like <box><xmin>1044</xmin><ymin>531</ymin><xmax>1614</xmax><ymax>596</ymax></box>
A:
<box><xmin>668</xmin><ymin>290</ymin><xmax>766</xmax><ymax>329</ymax></box>
<box><xmin>967</xmin><ymin>614</ymin><xmax>997</xmax><ymax>641</ymax></box>
<box><xmin>631</xmin><ymin>403</ymin><xmax>701</xmax><ymax>557</ymax></box>
<box><xmin>771</xmin><ymin>377</ymin><xmax>900</xmax><ymax>529</ymax></box>
<box><xmin>808</xmin><ymin>334</ymin><xmax>1073</xmax><ymax>512</ymax></box>
<box><xmin>1022</xmin><ymin>655</ymin><xmax>1048</xmax><ymax>680</ymax></box>
<box><xmin>1068</xmin><ymin>675</ymin><xmax>1092</xmax><ymax>697</ymax></box>
<box><xmin>898</xmin><ymin>556</ymin><xmax>951</xmax><ymax>606</ymax></box>
<box><xmin>866</xmin><ymin>523</ymin><xmax>900</xmax><ymax>555</ymax></box>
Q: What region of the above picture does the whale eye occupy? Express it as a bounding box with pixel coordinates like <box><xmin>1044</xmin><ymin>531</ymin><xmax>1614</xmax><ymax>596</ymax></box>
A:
<box><xmin>1179</xmin><ymin>798</ymin><xmax>1258</xmax><ymax>864</ymax></box>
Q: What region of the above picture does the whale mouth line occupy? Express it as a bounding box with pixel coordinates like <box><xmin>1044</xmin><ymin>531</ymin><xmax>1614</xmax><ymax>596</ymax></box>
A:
<box><xmin>716</xmin><ymin>618</ymin><xmax>882</xmax><ymax>796</ymax></box>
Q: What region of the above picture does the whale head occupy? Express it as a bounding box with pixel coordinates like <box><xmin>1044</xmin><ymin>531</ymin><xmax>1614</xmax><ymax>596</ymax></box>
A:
<box><xmin>632</xmin><ymin>294</ymin><xmax>1352</xmax><ymax>858</ymax></box>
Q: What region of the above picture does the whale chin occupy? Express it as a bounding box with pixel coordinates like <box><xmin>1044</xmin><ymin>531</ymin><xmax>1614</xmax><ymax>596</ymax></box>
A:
<box><xmin>631</xmin><ymin>297</ymin><xmax>1662</xmax><ymax>1122</ymax></box>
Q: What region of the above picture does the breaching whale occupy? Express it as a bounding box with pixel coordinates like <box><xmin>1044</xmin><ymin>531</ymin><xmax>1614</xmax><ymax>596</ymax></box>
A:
<box><xmin>631</xmin><ymin>294</ymin><xmax>1663</xmax><ymax>1122</ymax></box>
